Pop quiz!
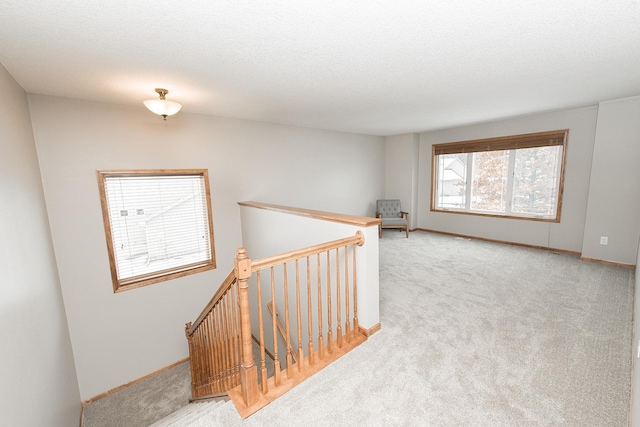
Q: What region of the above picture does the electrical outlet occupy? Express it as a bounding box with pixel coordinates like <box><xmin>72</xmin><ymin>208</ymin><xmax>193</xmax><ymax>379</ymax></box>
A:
<box><xmin>600</xmin><ymin>236</ymin><xmax>608</xmax><ymax>245</ymax></box>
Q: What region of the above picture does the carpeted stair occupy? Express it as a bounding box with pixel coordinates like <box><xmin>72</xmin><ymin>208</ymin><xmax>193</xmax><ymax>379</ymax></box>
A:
<box><xmin>150</xmin><ymin>399</ymin><xmax>232</xmax><ymax>426</ymax></box>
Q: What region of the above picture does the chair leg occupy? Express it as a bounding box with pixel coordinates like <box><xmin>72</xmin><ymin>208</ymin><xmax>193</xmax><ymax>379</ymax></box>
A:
<box><xmin>378</xmin><ymin>224</ymin><xmax>381</xmax><ymax>238</ymax></box>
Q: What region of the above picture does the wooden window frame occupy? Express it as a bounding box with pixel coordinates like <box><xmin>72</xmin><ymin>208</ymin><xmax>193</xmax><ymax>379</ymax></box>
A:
<box><xmin>430</xmin><ymin>130</ymin><xmax>568</xmax><ymax>222</ymax></box>
<box><xmin>97</xmin><ymin>169</ymin><xmax>216</xmax><ymax>293</ymax></box>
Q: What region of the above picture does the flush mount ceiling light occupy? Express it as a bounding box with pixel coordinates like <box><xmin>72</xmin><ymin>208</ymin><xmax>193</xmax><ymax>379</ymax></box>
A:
<box><xmin>143</xmin><ymin>88</ymin><xmax>182</xmax><ymax>120</ymax></box>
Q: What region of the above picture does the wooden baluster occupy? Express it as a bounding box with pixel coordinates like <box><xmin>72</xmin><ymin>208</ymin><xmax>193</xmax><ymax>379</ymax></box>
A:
<box><xmin>223</xmin><ymin>291</ymin><xmax>232</xmax><ymax>385</ymax></box>
<box><xmin>203</xmin><ymin>317</ymin><xmax>213</xmax><ymax>394</ymax></box>
<box><xmin>189</xmin><ymin>326</ymin><xmax>199</xmax><ymax>396</ymax></box>
<box><xmin>198</xmin><ymin>318</ymin><xmax>206</xmax><ymax>394</ymax></box>
<box><xmin>216</xmin><ymin>295</ymin><xmax>231</xmax><ymax>389</ymax></box>
<box><xmin>295</xmin><ymin>259</ymin><xmax>304</xmax><ymax>371</ymax></box>
<box><xmin>219</xmin><ymin>305</ymin><xmax>225</xmax><ymax>391</ymax></box>
<box><xmin>199</xmin><ymin>323</ymin><xmax>206</xmax><ymax>395</ymax></box>
<box><xmin>227</xmin><ymin>288</ymin><xmax>238</xmax><ymax>387</ymax></box>
<box><xmin>256</xmin><ymin>271</ymin><xmax>268</xmax><ymax>393</ymax></box>
<box><xmin>283</xmin><ymin>263</ymin><xmax>293</xmax><ymax>377</ymax></box>
<box><xmin>211</xmin><ymin>319</ymin><xmax>217</xmax><ymax>392</ymax></box>
<box><xmin>197</xmin><ymin>318</ymin><xmax>205</xmax><ymax>394</ymax></box>
<box><xmin>335</xmin><ymin>248</ymin><xmax>343</xmax><ymax>348</ymax></box>
<box><xmin>316</xmin><ymin>254</ymin><xmax>324</xmax><ymax>360</ymax></box>
<box><xmin>191</xmin><ymin>327</ymin><xmax>200</xmax><ymax>396</ymax></box>
<box><xmin>211</xmin><ymin>306</ymin><xmax>218</xmax><ymax>393</ymax></box>
<box><xmin>229</xmin><ymin>288</ymin><xmax>239</xmax><ymax>386</ymax></box>
<box><xmin>202</xmin><ymin>326</ymin><xmax>208</xmax><ymax>395</ymax></box>
<box><xmin>221</xmin><ymin>294</ymin><xmax>231</xmax><ymax>390</ymax></box>
<box><xmin>306</xmin><ymin>256</ymin><xmax>314</xmax><ymax>367</ymax></box>
<box><xmin>271</xmin><ymin>267</ymin><xmax>280</xmax><ymax>386</ymax></box>
<box><xmin>326</xmin><ymin>251</ymin><xmax>333</xmax><ymax>353</ymax></box>
<box><xmin>231</xmin><ymin>283</ymin><xmax>241</xmax><ymax>383</ymax></box>
<box><xmin>344</xmin><ymin>245</ymin><xmax>351</xmax><ymax>343</ymax></box>
<box><xmin>353</xmin><ymin>243</ymin><xmax>359</xmax><ymax>334</ymax></box>
<box><xmin>235</xmin><ymin>248</ymin><xmax>259</xmax><ymax>408</ymax></box>
<box><xmin>211</xmin><ymin>314</ymin><xmax>222</xmax><ymax>393</ymax></box>
<box><xmin>214</xmin><ymin>305</ymin><xmax>226</xmax><ymax>391</ymax></box>
<box><xmin>209</xmin><ymin>319</ymin><xmax>215</xmax><ymax>393</ymax></box>
<box><xmin>185</xmin><ymin>323</ymin><xmax>197</xmax><ymax>397</ymax></box>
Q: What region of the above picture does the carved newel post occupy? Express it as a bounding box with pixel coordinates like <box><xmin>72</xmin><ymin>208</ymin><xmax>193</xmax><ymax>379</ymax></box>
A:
<box><xmin>235</xmin><ymin>248</ymin><xmax>259</xmax><ymax>407</ymax></box>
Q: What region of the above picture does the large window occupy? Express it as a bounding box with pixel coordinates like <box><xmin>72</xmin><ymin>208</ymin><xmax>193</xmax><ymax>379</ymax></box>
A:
<box><xmin>431</xmin><ymin>130</ymin><xmax>567</xmax><ymax>222</ymax></box>
<box><xmin>97</xmin><ymin>169</ymin><xmax>216</xmax><ymax>292</ymax></box>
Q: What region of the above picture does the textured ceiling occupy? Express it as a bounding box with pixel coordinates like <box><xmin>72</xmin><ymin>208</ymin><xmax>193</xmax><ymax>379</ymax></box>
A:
<box><xmin>1</xmin><ymin>1</ymin><xmax>639</xmax><ymax>135</ymax></box>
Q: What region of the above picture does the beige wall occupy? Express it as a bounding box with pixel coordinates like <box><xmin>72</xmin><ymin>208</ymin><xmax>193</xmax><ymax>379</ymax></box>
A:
<box><xmin>0</xmin><ymin>66</ymin><xmax>81</xmax><ymax>424</ymax></box>
<box><xmin>27</xmin><ymin>95</ymin><xmax>385</xmax><ymax>400</ymax></box>
<box><xmin>384</xmin><ymin>133</ymin><xmax>419</xmax><ymax>229</ymax></box>
<box><xmin>386</xmin><ymin>99</ymin><xmax>640</xmax><ymax>264</ymax></box>
<box><xmin>416</xmin><ymin>106</ymin><xmax>599</xmax><ymax>253</ymax></box>
<box><xmin>634</xmin><ymin>239</ymin><xmax>640</xmax><ymax>427</ymax></box>
<box><xmin>581</xmin><ymin>96</ymin><xmax>640</xmax><ymax>265</ymax></box>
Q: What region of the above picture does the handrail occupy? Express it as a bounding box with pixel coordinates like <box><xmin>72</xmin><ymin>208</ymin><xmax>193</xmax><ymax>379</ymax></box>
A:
<box><xmin>188</xmin><ymin>269</ymin><xmax>236</xmax><ymax>335</ymax></box>
<box><xmin>186</xmin><ymin>230</ymin><xmax>370</xmax><ymax>417</ymax></box>
<box><xmin>238</xmin><ymin>201</ymin><xmax>381</xmax><ymax>227</ymax></box>
<box><xmin>251</xmin><ymin>231</ymin><xmax>364</xmax><ymax>272</ymax></box>
<box><xmin>189</xmin><ymin>232</ymin><xmax>365</xmax><ymax>336</ymax></box>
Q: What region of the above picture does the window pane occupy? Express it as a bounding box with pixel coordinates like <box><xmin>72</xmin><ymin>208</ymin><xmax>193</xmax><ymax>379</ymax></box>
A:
<box><xmin>470</xmin><ymin>150</ymin><xmax>508</xmax><ymax>213</ymax></box>
<box><xmin>431</xmin><ymin>130</ymin><xmax>566</xmax><ymax>221</ymax></box>
<box><xmin>435</xmin><ymin>154</ymin><xmax>467</xmax><ymax>209</ymax></box>
<box><xmin>511</xmin><ymin>146</ymin><xmax>561</xmax><ymax>217</ymax></box>
<box><xmin>103</xmin><ymin>174</ymin><xmax>212</xmax><ymax>283</ymax></box>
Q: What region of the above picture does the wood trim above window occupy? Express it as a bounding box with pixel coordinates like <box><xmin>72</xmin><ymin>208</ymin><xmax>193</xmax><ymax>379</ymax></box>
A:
<box><xmin>433</xmin><ymin>129</ymin><xmax>568</xmax><ymax>155</ymax></box>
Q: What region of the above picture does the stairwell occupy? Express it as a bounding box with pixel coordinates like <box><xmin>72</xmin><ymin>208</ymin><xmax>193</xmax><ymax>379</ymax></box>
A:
<box><xmin>150</xmin><ymin>400</ymin><xmax>232</xmax><ymax>426</ymax></box>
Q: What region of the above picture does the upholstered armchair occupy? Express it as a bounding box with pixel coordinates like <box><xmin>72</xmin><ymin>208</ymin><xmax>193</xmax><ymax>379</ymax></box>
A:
<box><xmin>376</xmin><ymin>199</ymin><xmax>409</xmax><ymax>238</ymax></box>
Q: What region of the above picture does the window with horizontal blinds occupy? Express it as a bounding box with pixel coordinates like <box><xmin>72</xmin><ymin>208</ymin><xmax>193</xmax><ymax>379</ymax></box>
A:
<box><xmin>431</xmin><ymin>130</ymin><xmax>568</xmax><ymax>222</ymax></box>
<box><xmin>433</xmin><ymin>129</ymin><xmax>568</xmax><ymax>155</ymax></box>
<box><xmin>97</xmin><ymin>170</ymin><xmax>216</xmax><ymax>292</ymax></box>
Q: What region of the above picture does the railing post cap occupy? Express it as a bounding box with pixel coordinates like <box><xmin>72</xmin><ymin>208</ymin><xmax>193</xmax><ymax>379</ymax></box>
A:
<box><xmin>235</xmin><ymin>248</ymin><xmax>252</xmax><ymax>280</ymax></box>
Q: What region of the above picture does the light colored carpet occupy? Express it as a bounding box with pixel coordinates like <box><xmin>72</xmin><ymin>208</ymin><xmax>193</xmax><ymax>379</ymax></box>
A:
<box><xmin>80</xmin><ymin>325</ymin><xmax>272</xmax><ymax>426</ymax></box>
<box><xmin>153</xmin><ymin>230</ymin><xmax>634</xmax><ymax>426</ymax></box>
<box><xmin>83</xmin><ymin>230</ymin><xmax>632</xmax><ymax>426</ymax></box>
<box><xmin>81</xmin><ymin>360</ymin><xmax>191</xmax><ymax>427</ymax></box>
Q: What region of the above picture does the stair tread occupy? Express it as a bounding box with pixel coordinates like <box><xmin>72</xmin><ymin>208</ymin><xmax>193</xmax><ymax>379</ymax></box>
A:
<box><xmin>150</xmin><ymin>400</ymin><xmax>230</xmax><ymax>426</ymax></box>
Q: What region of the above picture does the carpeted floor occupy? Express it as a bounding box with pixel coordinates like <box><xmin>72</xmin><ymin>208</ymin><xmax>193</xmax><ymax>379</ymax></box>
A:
<box><xmin>90</xmin><ymin>230</ymin><xmax>636</xmax><ymax>426</ymax></box>
<box><xmin>81</xmin><ymin>360</ymin><xmax>191</xmax><ymax>427</ymax></box>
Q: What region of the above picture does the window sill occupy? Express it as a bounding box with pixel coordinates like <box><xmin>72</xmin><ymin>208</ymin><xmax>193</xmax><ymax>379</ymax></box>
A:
<box><xmin>430</xmin><ymin>208</ymin><xmax>560</xmax><ymax>223</ymax></box>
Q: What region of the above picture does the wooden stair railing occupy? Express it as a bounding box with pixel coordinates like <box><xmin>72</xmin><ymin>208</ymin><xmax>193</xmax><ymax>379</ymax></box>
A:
<box><xmin>185</xmin><ymin>270</ymin><xmax>241</xmax><ymax>399</ymax></box>
<box><xmin>267</xmin><ymin>301</ymin><xmax>298</xmax><ymax>364</ymax></box>
<box><xmin>186</xmin><ymin>231</ymin><xmax>368</xmax><ymax>418</ymax></box>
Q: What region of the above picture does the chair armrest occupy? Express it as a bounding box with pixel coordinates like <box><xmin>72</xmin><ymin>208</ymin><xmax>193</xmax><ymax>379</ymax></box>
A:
<box><xmin>375</xmin><ymin>212</ymin><xmax>381</xmax><ymax>218</ymax></box>
<box><xmin>400</xmin><ymin>211</ymin><xmax>409</xmax><ymax>218</ymax></box>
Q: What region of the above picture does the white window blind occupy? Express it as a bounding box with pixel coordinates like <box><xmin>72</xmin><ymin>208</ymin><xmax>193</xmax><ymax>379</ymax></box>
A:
<box><xmin>98</xmin><ymin>170</ymin><xmax>215</xmax><ymax>291</ymax></box>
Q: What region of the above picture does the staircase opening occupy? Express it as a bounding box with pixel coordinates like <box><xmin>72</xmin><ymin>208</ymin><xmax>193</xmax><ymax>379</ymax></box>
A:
<box><xmin>184</xmin><ymin>202</ymin><xmax>381</xmax><ymax>418</ymax></box>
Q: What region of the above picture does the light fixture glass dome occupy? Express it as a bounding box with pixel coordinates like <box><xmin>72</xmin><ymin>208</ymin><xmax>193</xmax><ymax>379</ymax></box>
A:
<box><xmin>143</xmin><ymin>88</ymin><xmax>182</xmax><ymax>119</ymax></box>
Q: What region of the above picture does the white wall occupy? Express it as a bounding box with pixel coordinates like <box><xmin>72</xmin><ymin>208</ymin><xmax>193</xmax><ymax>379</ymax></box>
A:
<box><xmin>27</xmin><ymin>95</ymin><xmax>385</xmax><ymax>400</ymax></box>
<box><xmin>0</xmin><ymin>66</ymin><xmax>81</xmax><ymax>425</ymax></box>
<box><xmin>417</xmin><ymin>106</ymin><xmax>599</xmax><ymax>253</ymax></box>
<box><xmin>634</xmin><ymin>238</ymin><xmax>640</xmax><ymax>426</ymax></box>
<box><xmin>581</xmin><ymin>96</ymin><xmax>640</xmax><ymax>265</ymax></box>
<box><xmin>384</xmin><ymin>133</ymin><xmax>419</xmax><ymax>229</ymax></box>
